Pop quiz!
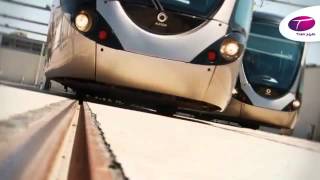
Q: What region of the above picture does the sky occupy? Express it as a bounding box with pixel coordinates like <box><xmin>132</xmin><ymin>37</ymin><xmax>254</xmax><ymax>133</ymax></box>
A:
<box><xmin>0</xmin><ymin>0</ymin><xmax>51</xmax><ymax>41</ymax></box>
<box><xmin>0</xmin><ymin>0</ymin><xmax>319</xmax><ymax>64</ymax></box>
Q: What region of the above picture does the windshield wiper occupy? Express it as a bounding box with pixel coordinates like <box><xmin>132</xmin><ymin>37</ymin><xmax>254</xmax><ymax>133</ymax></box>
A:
<box><xmin>153</xmin><ymin>0</ymin><xmax>164</xmax><ymax>11</ymax></box>
<box><xmin>124</xmin><ymin>0</ymin><xmax>164</xmax><ymax>11</ymax></box>
<box><xmin>150</xmin><ymin>0</ymin><xmax>159</xmax><ymax>10</ymax></box>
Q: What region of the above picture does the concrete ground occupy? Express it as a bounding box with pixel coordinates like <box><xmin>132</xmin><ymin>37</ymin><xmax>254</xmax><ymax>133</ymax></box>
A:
<box><xmin>89</xmin><ymin>102</ymin><xmax>320</xmax><ymax>180</ymax></box>
<box><xmin>0</xmin><ymin>85</ymin><xmax>66</xmax><ymax>120</ymax></box>
<box><xmin>1</xmin><ymin>85</ymin><xmax>320</xmax><ymax>180</ymax></box>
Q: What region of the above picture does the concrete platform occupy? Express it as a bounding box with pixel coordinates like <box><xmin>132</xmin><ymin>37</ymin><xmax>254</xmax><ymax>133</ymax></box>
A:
<box><xmin>90</xmin><ymin>103</ymin><xmax>320</xmax><ymax>180</ymax></box>
<box><xmin>1</xmin><ymin>85</ymin><xmax>320</xmax><ymax>180</ymax></box>
<box><xmin>0</xmin><ymin>85</ymin><xmax>66</xmax><ymax>120</ymax></box>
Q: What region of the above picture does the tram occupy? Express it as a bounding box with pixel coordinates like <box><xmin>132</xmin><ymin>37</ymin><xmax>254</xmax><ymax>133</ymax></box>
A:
<box><xmin>44</xmin><ymin>0</ymin><xmax>253</xmax><ymax>115</ymax></box>
<box><xmin>220</xmin><ymin>12</ymin><xmax>307</xmax><ymax>132</ymax></box>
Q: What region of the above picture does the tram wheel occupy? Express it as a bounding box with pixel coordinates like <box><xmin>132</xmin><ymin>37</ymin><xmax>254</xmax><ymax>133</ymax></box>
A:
<box><xmin>239</xmin><ymin>122</ymin><xmax>260</xmax><ymax>130</ymax></box>
<box><xmin>156</xmin><ymin>105</ymin><xmax>177</xmax><ymax>117</ymax></box>
<box><xmin>280</xmin><ymin>128</ymin><xmax>294</xmax><ymax>136</ymax></box>
<box><xmin>43</xmin><ymin>79</ymin><xmax>51</xmax><ymax>90</ymax></box>
<box><xmin>76</xmin><ymin>92</ymin><xmax>85</xmax><ymax>105</ymax></box>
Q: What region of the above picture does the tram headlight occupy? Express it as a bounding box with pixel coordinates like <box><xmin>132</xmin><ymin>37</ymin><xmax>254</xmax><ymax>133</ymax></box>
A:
<box><xmin>232</xmin><ymin>88</ymin><xmax>238</xmax><ymax>96</ymax></box>
<box><xmin>220</xmin><ymin>38</ymin><xmax>243</xmax><ymax>61</ymax></box>
<box><xmin>292</xmin><ymin>100</ymin><xmax>301</xmax><ymax>109</ymax></box>
<box><xmin>75</xmin><ymin>12</ymin><xmax>92</xmax><ymax>32</ymax></box>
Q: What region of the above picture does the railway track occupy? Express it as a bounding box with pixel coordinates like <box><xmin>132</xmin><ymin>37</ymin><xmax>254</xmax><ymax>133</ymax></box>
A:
<box><xmin>0</xmin><ymin>100</ymin><xmax>127</xmax><ymax>180</ymax></box>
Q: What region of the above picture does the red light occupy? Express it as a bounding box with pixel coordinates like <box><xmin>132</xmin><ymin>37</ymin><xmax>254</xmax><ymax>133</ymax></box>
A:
<box><xmin>98</xmin><ymin>30</ymin><xmax>108</xmax><ymax>40</ymax></box>
<box><xmin>208</xmin><ymin>51</ymin><xmax>217</xmax><ymax>62</ymax></box>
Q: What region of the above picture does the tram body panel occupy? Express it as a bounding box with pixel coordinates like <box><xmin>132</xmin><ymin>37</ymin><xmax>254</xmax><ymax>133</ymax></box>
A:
<box><xmin>241</xmin><ymin>101</ymin><xmax>298</xmax><ymax>129</ymax></box>
<box><xmin>224</xmin><ymin>98</ymin><xmax>298</xmax><ymax>129</ymax></box>
<box><xmin>220</xmin><ymin>97</ymin><xmax>241</xmax><ymax>117</ymax></box>
<box><xmin>213</xmin><ymin>0</ymin><xmax>236</xmax><ymax>23</ymax></box>
<box><xmin>204</xmin><ymin>59</ymin><xmax>241</xmax><ymax>110</ymax></box>
<box><xmin>45</xmin><ymin>6</ymin><xmax>96</xmax><ymax>80</ymax></box>
<box><xmin>97</xmin><ymin>0</ymin><xmax>232</xmax><ymax>62</ymax></box>
<box><xmin>239</xmin><ymin>65</ymin><xmax>297</xmax><ymax>111</ymax></box>
<box><xmin>46</xmin><ymin>30</ymin><xmax>96</xmax><ymax>80</ymax></box>
<box><xmin>96</xmin><ymin>45</ymin><xmax>215</xmax><ymax>102</ymax></box>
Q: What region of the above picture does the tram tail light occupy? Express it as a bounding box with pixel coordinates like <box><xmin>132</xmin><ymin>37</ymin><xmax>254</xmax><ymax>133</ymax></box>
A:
<box><xmin>207</xmin><ymin>50</ymin><xmax>217</xmax><ymax>62</ymax></box>
<box><xmin>98</xmin><ymin>30</ymin><xmax>108</xmax><ymax>40</ymax></box>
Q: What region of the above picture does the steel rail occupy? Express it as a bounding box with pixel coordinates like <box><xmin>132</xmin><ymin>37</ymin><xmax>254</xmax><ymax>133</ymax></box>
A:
<box><xmin>68</xmin><ymin>103</ymin><xmax>127</xmax><ymax>180</ymax></box>
<box><xmin>0</xmin><ymin>101</ymin><xmax>77</xmax><ymax>180</ymax></box>
<box><xmin>0</xmin><ymin>101</ymin><xmax>126</xmax><ymax>180</ymax></box>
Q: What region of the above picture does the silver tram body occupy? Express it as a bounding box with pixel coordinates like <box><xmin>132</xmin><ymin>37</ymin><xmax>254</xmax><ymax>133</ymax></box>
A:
<box><xmin>45</xmin><ymin>0</ymin><xmax>253</xmax><ymax>113</ymax></box>
<box><xmin>220</xmin><ymin>12</ymin><xmax>307</xmax><ymax>130</ymax></box>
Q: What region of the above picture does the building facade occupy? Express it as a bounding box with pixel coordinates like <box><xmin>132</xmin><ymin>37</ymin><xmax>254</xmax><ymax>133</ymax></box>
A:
<box><xmin>0</xmin><ymin>33</ymin><xmax>45</xmax><ymax>86</ymax></box>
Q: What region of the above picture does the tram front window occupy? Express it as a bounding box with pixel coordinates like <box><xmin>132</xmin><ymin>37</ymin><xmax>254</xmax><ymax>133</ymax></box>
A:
<box><xmin>243</xmin><ymin>22</ymin><xmax>304</xmax><ymax>95</ymax></box>
<box><xmin>122</xmin><ymin>0</ymin><xmax>223</xmax><ymax>17</ymax></box>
